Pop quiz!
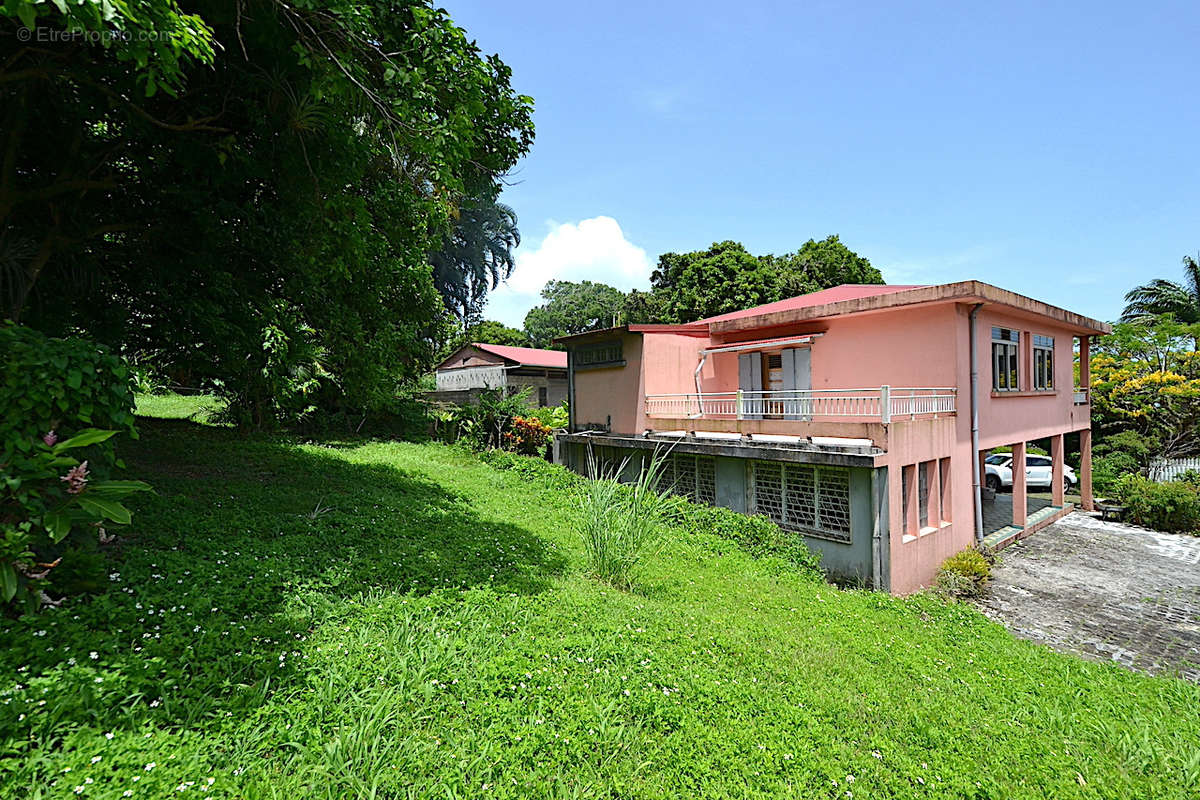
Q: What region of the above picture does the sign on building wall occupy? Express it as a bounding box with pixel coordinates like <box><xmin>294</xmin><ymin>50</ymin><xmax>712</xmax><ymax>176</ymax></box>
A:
<box><xmin>436</xmin><ymin>365</ymin><xmax>506</xmax><ymax>391</ymax></box>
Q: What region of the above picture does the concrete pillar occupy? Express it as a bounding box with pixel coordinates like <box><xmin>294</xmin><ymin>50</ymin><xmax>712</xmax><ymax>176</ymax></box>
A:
<box><xmin>1080</xmin><ymin>428</ymin><xmax>1094</xmax><ymax>511</ymax></box>
<box><xmin>1050</xmin><ymin>433</ymin><xmax>1065</xmax><ymax>507</ymax></box>
<box><xmin>1011</xmin><ymin>442</ymin><xmax>1027</xmax><ymax>528</ymax></box>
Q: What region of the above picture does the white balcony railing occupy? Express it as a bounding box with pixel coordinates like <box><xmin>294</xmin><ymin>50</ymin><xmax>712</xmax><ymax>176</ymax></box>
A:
<box><xmin>644</xmin><ymin>386</ymin><xmax>956</xmax><ymax>423</ymax></box>
<box><xmin>1073</xmin><ymin>387</ymin><xmax>1089</xmax><ymax>405</ymax></box>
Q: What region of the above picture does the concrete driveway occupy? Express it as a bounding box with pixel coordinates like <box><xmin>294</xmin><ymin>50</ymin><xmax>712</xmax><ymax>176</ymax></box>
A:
<box><xmin>979</xmin><ymin>512</ymin><xmax>1200</xmax><ymax>682</ymax></box>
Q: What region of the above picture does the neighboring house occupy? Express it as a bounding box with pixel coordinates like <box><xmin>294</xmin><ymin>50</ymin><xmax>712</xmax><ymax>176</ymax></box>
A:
<box><xmin>433</xmin><ymin>343</ymin><xmax>568</xmax><ymax>407</ymax></box>
<box><xmin>554</xmin><ymin>282</ymin><xmax>1110</xmax><ymax>594</ymax></box>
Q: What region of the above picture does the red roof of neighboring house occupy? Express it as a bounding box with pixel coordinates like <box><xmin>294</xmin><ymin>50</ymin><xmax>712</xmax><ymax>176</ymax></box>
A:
<box><xmin>699</xmin><ymin>284</ymin><xmax>926</xmax><ymax>324</ymax></box>
<box><xmin>470</xmin><ymin>343</ymin><xmax>567</xmax><ymax>369</ymax></box>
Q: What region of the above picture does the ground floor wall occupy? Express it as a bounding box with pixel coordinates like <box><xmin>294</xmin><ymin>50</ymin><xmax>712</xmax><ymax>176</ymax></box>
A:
<box><xmin>558</xmin><ymin>438</ymin><xmax>886</xmax><ymax>588</ymax></box>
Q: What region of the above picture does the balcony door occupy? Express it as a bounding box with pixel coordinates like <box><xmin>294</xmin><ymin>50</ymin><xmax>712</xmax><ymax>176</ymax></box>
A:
<box><xmin>738</xmin><ymin>348</ymin><xmax>810</xmax><ymax>420</ymax></box>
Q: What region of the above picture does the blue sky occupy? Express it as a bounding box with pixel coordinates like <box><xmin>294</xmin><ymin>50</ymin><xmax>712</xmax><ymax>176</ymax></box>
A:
<box><xmin>446</xmin><ymin>0</ymin><xmax>1199</xmax><ymax>329</ymax></box>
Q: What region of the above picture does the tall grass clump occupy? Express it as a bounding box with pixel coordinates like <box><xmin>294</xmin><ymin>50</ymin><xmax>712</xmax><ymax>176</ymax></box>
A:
<box><xmin>575</xmin><ymin>447</ymin><xmax>674</xmax><ymax>590</ymax></box>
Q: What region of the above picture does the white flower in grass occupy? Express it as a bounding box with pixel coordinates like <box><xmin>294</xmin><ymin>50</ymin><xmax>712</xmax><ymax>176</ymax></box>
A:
<box><xmin>144</xmin><ymin>763</ymin><xmax>156</xmax><ymax>771</ymax></box>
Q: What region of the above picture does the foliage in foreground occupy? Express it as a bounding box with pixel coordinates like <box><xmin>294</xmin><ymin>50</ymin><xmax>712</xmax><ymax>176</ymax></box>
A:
<box><xmin>574</xmin><ymin>448</ymin><xmax>675</xmax><ymax>591</ymax></box>
<box><xmin>1</xmin><ymin>326</ymin><xmax>148</xmax><ymax>611</ymax></box>
<box><xmin>0</xmin><ymin>419</ymin><xmax>1198</xmax><ymax>798</ymax></box>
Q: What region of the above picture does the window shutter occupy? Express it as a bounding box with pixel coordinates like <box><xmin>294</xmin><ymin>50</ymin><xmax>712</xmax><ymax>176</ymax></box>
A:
<box><xmin>738</xmin><ymin>352</ymin><xmax>762</xmax><ymax>419</ymax></box>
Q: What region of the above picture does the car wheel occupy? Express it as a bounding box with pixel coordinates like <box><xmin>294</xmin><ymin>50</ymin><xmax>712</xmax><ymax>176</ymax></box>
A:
<box><xmin>986</xmin><ymin>474</ymin><xmax>1001</xmax><ymax>493</ymax></box>
<box><xmin>1064</xmin><ymin>476</ymin><xmax>1073</xmax><ymax>494</ymax></box>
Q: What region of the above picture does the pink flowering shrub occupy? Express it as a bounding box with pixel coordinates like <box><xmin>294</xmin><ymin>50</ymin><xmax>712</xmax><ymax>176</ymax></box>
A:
<box><xmin>1</xmin><ymin>324</ymin><xmax>147</xmax><ymax>612</ymax></box>
<box><xmin>1</xmin><ymin>430</ymin><xmax>150</xmax><ymax>612</ymax></box>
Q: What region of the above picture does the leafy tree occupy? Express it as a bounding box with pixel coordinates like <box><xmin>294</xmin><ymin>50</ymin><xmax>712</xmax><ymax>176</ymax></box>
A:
<box><xmin>431</xmin><ymin>194</ymin><xmax>521</xmax><ymax>323</ymax></box>
<box><xmin>1122</xmin><ymin>254</ymin><xmax>1200</xmax><ymax>343</ymax></box>
<box><xmin>643</xmin><ymin>236</ymin><xmax>883</xmax><ymax>324</ymax></box>
<box><xmin>1091</xmin><ymin>315</ymin><xmax>1200</xmax><ymax>458</ymax></box>
<box><xmin>763</xmin><ymin>235</ymin><xmax>884</xmax><ymax>297</ymax></box>
<box><xmin>441</xmin><ymin>320</ymin><xmax>529</xmax><ymax>357</ymax></box>
<box><xmin>0</xmin><ymin>0</ymin><xmax>215</xmax><ymax>96</ymax></box>
<box><xmin>524</xmin><ymin>281</ymin><xmax>626</xmax><ymax>348</ymax></box>
<box><xmin>466</xmin><ymin>320</ymin><xmax>530</xmax><ymax>348</ymax></box>
<box><xmin>2</xmin><ymin>1</ymin><xmax>534</xmax><ymax>426</ymax></box>
<box><xmin>620</xmin><ymin>289</ymin><xmax>664</xmax><ymax>325</ymax></box>
<box><xmin>648</xmin><ymin>241</ymin><xmax>776</xmax><ymax>323</ymax></box>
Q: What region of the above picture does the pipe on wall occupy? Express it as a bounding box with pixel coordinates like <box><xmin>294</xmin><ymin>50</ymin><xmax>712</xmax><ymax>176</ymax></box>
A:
<box><xmin>969</xmin><ymin>303</ymin><xmax>985</xmax><ymax>543</ymax></box>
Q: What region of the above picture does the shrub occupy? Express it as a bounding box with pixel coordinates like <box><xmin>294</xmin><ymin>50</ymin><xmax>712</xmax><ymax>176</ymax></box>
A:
<box><xmin>1</xmin><ymin>323</ymin><xmax>137</xmax><ymax>466</ymax></box>
<box><xmin>575</xmin><ymin>448</ymin><xmax>675</xmax><ymax>591</ymax></box>
<box><xmin>1</xmin><ymin>429</ymin><xmax>151</xmax><ymax>611</ymax></box>
<box><xmin>527</xmin><ymin>402</ymin><xmax>569</xmax><ymax>430</ymax></box>
<box><xmin>1111</xmin><ymin>475</ymin><xmax>1200</xmax><ymax>534</ymax></box>
<box><xmin>504</xmin><ymin>416</ymin><xmax>553</xmax><ymax>456</ymax></box>
<box><xmin>1174</xmin><ymin>469</ymin><xmax>1200</xmax><ymax>488</ymax></box>
<box><xmin>1093</xmin><ymin>452</ymin><xmax>1141</xmax><ymax>494</ymax></box>
<box><xmin>0</xmin><ymin>325</ymin><xmax>148</xmax><ymax>611</ymax></box>
<box><xmin>933</xmin><ymin>548</ymin><xmax>992</xmax><ymax>599</ymax></box>
<box><xmin>438</xmin><ymin>388</ymin><xmax>532</xmax><ymax>450</ymax></box>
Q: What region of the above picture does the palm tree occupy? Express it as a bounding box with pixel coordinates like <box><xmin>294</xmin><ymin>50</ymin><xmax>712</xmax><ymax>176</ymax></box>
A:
<box><xmin>430</xmin><ymin>195</ymin><xmax>520</xmax><ymax>325</ymax></box>
<box><xmin>1122</xmin><ymin>254</ymin><xmax>1200</xmax><ymax>325</ymax></box>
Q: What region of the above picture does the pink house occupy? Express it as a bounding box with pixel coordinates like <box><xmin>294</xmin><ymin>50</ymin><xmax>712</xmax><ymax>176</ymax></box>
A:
<box><xmin>555</xmin><ymin>281</ymin><xmax>1111</xmax><ymax>594</ymax></box>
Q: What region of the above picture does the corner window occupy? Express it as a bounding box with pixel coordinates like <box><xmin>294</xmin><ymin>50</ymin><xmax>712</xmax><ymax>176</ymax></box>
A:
<box><xmin>1033</xmin><ymin>334</ymin><xmax>1054</xmax><ymax>391</ymax></box>
<box><xmin>991</xmin><ymin>327</ymin><xmax>1020</xmax><ymax>391</ymax></box>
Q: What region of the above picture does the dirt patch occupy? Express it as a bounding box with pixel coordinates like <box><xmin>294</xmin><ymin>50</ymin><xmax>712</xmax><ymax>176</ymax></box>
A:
<box><xmin>979</xmin><ymin>512</ymin><xmax>1200</xmax><ymax>682</ymax></box>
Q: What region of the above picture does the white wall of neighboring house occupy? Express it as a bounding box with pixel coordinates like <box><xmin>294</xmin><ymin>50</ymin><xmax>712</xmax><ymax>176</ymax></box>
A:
<box><xmin>435</xmin><ymin>365</ymin><xmax>506</xmax><ymax>391</ymax></box>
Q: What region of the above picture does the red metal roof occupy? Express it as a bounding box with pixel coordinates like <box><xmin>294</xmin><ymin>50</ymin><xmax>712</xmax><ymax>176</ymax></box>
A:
<box><xmin>470</xmin><ymin>343</ymin><xmax>567</xmax><ymax>369</ymax></box>
<box><xmin>698</xmin><ymin>284</ymin><xmax>926</xmax><ymax>324</ymax></box>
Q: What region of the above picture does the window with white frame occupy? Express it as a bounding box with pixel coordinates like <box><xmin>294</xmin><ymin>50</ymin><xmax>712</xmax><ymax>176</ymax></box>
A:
<box><xmin>1033</xmin><ymin>334</ymin><xmax>1054</xmax><ymax>391</ymax></box>
<box><xmin>991</xmin><ymin>327</ymin><xmax>1020</xmax><ymax>391</ymax></box>
<box><xmin>751</xmin><ymin>461</ymin><xmax>851</xmax><ymax>543</ymax></box>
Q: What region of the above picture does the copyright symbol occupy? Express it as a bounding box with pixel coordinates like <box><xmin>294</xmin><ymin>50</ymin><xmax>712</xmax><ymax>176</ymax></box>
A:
<box><xmin>17</xmin><ymin>27</ymin><xmax>31</xmax><ymax>42</ymax></box>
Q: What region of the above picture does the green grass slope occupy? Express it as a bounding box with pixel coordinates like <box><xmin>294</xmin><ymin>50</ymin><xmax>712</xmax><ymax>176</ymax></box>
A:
<box><xmin>2</xmin><ymin>415</ymin><xmax>1198</xmax><ymax>799</ymax></box>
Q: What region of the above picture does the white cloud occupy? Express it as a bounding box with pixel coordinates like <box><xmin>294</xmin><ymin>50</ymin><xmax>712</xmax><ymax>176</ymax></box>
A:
<box><xmin>483</xmin><ymin>216</ymin><xmax>653</xmax><ymax>328</ymax></box>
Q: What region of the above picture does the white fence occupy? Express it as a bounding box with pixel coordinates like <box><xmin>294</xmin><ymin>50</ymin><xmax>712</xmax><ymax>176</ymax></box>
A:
<box><xmin>644</xmin><ymin>386</ymin><xmax>955</xmax><ymax>423</ymax></box>
<box><xmin>1148</xmin><ymin>456</ymin><xmax>1200</xmax><ymax>482</ymax></box>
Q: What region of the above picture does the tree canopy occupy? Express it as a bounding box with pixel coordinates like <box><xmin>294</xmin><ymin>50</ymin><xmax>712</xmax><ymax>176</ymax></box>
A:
<box><xmin>448</xmin><ymin>320</ymin><xmax>529</xmax><ymax>353</ymax></box>
<box><xmin>1091</xmin><ymin>315</ymin><xmax>1200</xmax><ymax>458</ymax></box>
<box><xmin>524</xmin><ymin>281</ymin><xmax>626</xmax><ymax>348</ymax></box>
<box><xmin>633</xmin><ymin>235</ymin><xmax>884</xmax><ymax>324</ymax></box>
<box><xmin>1122</xmin><ymin>253</ymin><xmax>1200</xmax><ymax>330</ymax></box>
<box><xmin>2</xmin><ymin>1</ymin><xmax>534</xmax><ymax>426</ymax></box>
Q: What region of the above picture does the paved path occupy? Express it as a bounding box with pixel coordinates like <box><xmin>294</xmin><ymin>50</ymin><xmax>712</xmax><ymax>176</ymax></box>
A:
<box><xmin>979</xmin><ymin>512</ymin><xmax>1200</xmax><ymax>682</ymax></box>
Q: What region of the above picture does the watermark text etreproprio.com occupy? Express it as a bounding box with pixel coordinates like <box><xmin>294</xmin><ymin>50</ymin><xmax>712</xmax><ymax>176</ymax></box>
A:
<box><xmin>16</xmin><ymin>26</ymin><xmax>170</xmax><ymax>44</ymax></box>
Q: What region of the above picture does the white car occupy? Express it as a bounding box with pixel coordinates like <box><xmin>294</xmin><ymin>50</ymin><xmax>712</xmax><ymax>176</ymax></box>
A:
<box><xmin>985</xmin><ymin>453</ymin><xmax>1077</xmax><ymax>493</ymax></box>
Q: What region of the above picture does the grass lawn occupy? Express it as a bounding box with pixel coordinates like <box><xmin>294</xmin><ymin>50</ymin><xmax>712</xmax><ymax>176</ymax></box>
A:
<box><xmin>2</xmin><ymin>401</ymin><xmax>1198</xmax><ymax>798</ymax></box>
<box><xmin>133</xmin><ymin>393</ymin><xmax>226</xmax><ymax>424</ymax></box>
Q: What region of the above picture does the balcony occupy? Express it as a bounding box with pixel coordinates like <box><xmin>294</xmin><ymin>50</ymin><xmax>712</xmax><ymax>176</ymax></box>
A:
<box><xmin>644</xmin><ymin>387</ymin><xmax>956</xmax><ymax>423</ymax></box>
